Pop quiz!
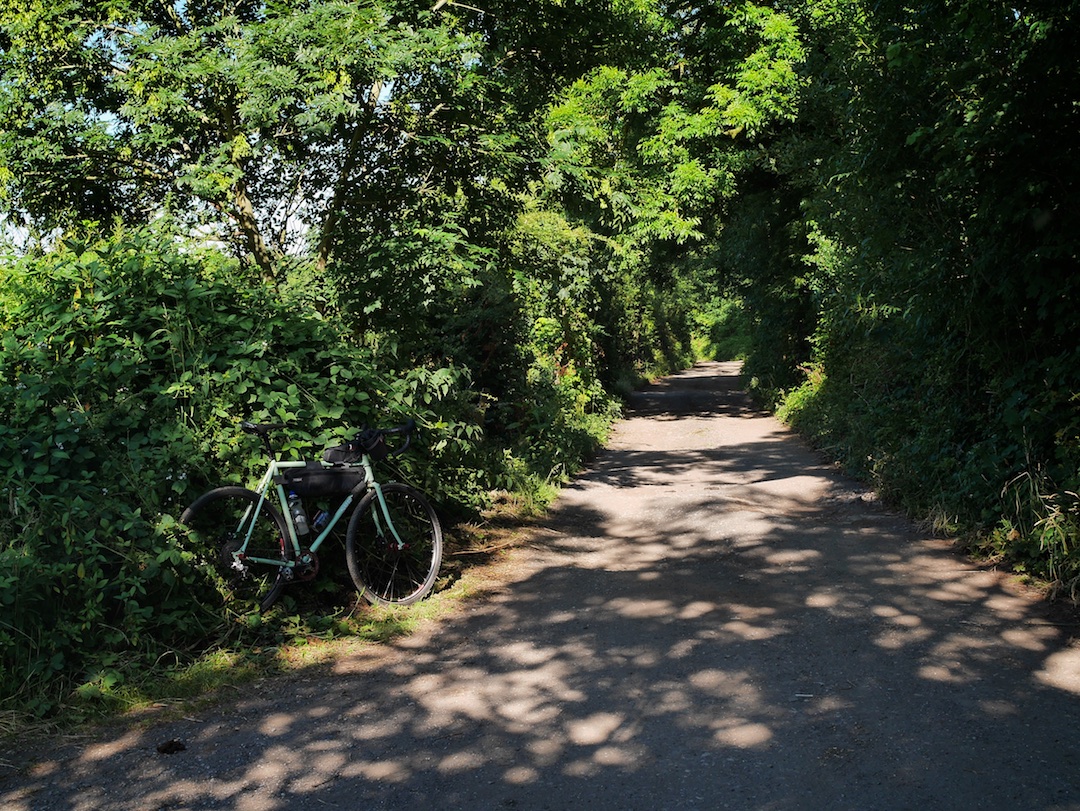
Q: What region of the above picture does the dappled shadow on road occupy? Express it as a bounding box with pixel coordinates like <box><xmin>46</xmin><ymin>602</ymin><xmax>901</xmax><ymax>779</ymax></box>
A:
<box><xmin>623</xmin><ymin>362</ymin><xmax>765</xmax><ymax>422</ymax></box>
<box><xmin>4</xmin><ymin>362</ymin><xmax>1080</xmax><ymax>810</ymax></box>
<box><xmin>569</xmin><ymin>437</ymin><xmax>837</xmax><ymax>493</ymax></box>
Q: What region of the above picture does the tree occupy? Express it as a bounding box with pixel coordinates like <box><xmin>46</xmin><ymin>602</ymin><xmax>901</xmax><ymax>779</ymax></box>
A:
<box><xmin>538</xmin><ymin>2</ymin><xmax>804</xmax><ymax>249</ymax></box>
<box><xmin>0</xmin><ymin>0</ymin><xmax>484</xmax><ymax>281</ymax></box>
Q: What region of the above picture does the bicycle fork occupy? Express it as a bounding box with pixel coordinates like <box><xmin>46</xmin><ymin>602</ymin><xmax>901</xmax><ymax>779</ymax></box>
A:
<box><xmin>370</xmin><ymin>482</ymin><xmax>407</xmax><ymax>551</ymax></box>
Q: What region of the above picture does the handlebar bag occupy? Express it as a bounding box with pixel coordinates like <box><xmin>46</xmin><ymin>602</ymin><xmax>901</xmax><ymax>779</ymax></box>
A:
<box><xmin>322</xmin><ymin>429</ymin><xmax>389</xmax><ymax>464</ymax></box>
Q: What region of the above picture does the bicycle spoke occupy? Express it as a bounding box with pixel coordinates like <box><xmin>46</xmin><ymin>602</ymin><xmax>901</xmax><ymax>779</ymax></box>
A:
<box><xmin>180</xmin><ymin>487</ymin><xmax>291</xmax><ymax>611</ymax></box>
<box><xmin>345</xmin><ymin>483</ymin><xmax>442</xmax><ymax>606</ymax></box>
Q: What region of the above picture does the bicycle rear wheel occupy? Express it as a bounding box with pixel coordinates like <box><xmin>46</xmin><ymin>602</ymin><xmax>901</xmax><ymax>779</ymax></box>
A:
<box><xmin>180</xmin><ymin>487</ymin><xmax>292</xmax><ymax>612</ymax></box>
<box><xmin>345</xmin><ymin>483</ymin><xmax>443</xmax><ymax>606</ymax></box>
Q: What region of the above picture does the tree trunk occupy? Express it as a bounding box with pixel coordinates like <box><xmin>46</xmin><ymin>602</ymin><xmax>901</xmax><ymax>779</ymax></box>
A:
<box><xmin>233</xmin><ymin>177</ymin><xmax>278</xmax><ymax>287</ymax></box>
<box><xmin>315</xmin><ymin>80</ymin><xmax>384</xmax><ymax>273</ymax></box>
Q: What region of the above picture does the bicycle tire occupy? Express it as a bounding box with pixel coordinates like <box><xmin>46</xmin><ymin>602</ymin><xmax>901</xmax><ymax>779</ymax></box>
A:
<box><xmin>345</xmin><ymin>483</ymin><xmax>443</xmax><ymax>606</ymax></box>
<box><xmin>180</xmin><ymin>486</ymin><xmax>293</xmax><ymax>612</ymax></box>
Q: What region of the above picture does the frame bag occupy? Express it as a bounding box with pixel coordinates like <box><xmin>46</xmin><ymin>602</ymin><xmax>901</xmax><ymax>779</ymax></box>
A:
<box><xmin>280</xmin><ymin>462</ymin><xmax>364</xmax><ymax>498</ymax></box>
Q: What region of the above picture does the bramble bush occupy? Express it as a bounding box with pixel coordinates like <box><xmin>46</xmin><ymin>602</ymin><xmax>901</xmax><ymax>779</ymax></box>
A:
<box><xmin>0</xmin><ymin>227</ymin><xmax>481</xmax><ymax>714</ymax></box>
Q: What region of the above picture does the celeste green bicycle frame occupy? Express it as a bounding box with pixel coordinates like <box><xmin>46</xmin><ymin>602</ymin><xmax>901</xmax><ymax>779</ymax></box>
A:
<box><xmin>232</xmin><ymin>454</ymin><xmax>405</xmax><ymax>572</ymax></box>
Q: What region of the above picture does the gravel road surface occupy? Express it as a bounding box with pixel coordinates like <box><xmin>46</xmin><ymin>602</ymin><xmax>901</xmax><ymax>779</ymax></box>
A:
<box><xmin>3</xmin><ymin>361</ymin><xmax>1080</xmax><ymax>810</ymax></box>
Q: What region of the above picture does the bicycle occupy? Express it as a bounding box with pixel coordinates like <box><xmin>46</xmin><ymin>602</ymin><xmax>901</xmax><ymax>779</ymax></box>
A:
<box><xmin>179</xmin><ymin>419</ymin><xmax>443</xmax><ymax>613</ymax></box>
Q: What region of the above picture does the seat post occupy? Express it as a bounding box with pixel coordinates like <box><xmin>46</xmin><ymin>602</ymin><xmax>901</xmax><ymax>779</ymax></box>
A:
<box><xmin>240</xmin><ymin>421</ymin><xmax>283</xmax><ymax>461</ymax></box>
<box><xmin>259</xmin><ymin>431</ymin><xmax>276</xmax><ymax>460</ymax></box>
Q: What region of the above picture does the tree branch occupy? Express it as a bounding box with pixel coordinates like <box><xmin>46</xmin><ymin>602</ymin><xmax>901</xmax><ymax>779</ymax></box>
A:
<box><xmin>315</xmin><ymin>81</ymin><xmax>383</xmax><ymax>272</ymax></box>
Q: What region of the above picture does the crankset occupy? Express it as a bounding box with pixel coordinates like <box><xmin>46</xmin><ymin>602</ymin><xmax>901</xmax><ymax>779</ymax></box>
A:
<box><xmin>293</xmin><ymin>549</ymin><xmax>320</xmax><ymax>582</ymax></box>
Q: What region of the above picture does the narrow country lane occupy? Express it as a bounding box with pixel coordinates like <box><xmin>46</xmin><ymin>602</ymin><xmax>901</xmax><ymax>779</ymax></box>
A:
<box><xmin>4</xmin><ymin>362</ymin><xmax>1080</xmax><ymax>810</ymax></box>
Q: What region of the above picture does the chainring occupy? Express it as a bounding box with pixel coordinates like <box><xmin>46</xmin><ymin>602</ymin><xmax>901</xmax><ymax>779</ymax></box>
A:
<box><xmin>293</xmin><ymin>550</ymin><xmax>319</xmax><ymax>582</ymax></box>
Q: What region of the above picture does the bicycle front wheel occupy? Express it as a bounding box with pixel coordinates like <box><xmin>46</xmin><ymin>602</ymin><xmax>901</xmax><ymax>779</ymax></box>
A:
<box><xmin>345</xmin><ymin>483</ymin><xmax>443</xmax><ymax>606</ymax></box>
<box><xmin>180</xmin><ymin>487</ymin><xmax>292</xmax><ymax>612</ymax></box>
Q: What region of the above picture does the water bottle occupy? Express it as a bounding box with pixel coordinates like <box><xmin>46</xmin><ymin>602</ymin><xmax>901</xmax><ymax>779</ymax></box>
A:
<box><xmin>312</xmin><ymin>510</ymin><xmax>329</xmax><ymax>531</ymax></box>
<box><xmin>287</xmin><ymin>491</ymin><xmax>310</xmax><ymax>536</ymax></box>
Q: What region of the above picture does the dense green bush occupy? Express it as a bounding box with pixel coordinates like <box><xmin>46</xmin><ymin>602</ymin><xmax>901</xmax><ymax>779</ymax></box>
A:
<box><xmin>747</xmin><ymin>0</ymin><xmax>1080</xmax><ymax>591</ymax></box>
<box><xmin>330</xmin><ymin>195</ymin><xmax>695</xmax><ymax>495</ymax></box>
<box><xmin>0</xmin><ymin>227</ymin><xmax>480</xmax><ymax>713</ymax></box>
